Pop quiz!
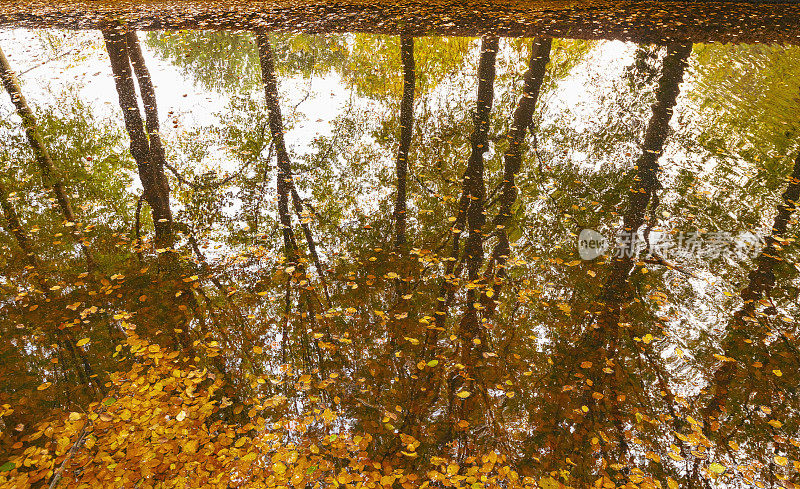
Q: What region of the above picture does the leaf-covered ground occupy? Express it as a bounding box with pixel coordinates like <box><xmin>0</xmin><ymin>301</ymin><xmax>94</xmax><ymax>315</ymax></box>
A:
<box><xmin>0</xmin><ymin>0</ymin><xmax>799</xmax><ymax>44</ymax></box>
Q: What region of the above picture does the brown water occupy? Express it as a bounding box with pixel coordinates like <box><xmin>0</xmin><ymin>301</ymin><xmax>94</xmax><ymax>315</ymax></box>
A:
<box><xmin>1</xmin><ymin>3</ymin><xmax>799</xmax><ymax>488</ymax></box>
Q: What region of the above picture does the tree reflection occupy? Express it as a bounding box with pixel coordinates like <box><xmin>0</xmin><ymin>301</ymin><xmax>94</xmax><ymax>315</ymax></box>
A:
<box><xmin>1</xmin><ymin>23</ymin><xmax>799</xmax><ymax>489</ymax></box>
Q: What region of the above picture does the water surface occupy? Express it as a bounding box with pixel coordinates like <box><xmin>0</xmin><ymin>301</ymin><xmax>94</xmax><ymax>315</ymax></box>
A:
<box><xmin>1</xmin><ymin>3</ymin><xmax>799</xmax><ymax>488</ymax></box>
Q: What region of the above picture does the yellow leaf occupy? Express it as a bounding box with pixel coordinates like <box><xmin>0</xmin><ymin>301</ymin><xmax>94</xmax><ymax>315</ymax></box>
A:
<box><xmin>322</xmin><ymin>408</ymin><xmax>336</xmax><ymax>424</ymax></box>
<box><xmin>456</xmin><ymin>391</ymin><xmax>471</xmax><ymax>399</ymax></box>
<box><xmin>176</xmin><ymin>410</ymin><xmax>186</xmax><ymax>422</ymax></box>
<box><xmin>668</xmin><ymin>452</ymin><xmax>684</xmax><ymax>462</ymax></box>
<box><xmin>539</xmin><ymin>477</ymin><xmax>562</xmax><ymax>489</ymax></box>
<box><xmin>253</xmin><ymin>346</ymin><xmax>263</xmax><ymax>354</ymax></box>
<box><xmin>76</xmin><ymin>338</ymin><xmax>90</xmax><ymax>347</ymax></box>
<box><xmin>709</xmin><ymin>462</ymin><xmax>725</xmax><ymax>474</ymax></box>
<box><xmin>642</xmin><ymin>333</ymin><xmax>653</xmax><ymax>344</ymax></box>
<box><xmin>773</xmin><ymin>369</ymin><xmax>783</xmax><ymax>377</ymax></box>
<box><xmin>183</xmin><ymin>440</ymin><xmax>198</xmax><ymax>454</ymax></box>
<box><xmin>242</xmin><ymin>452</ymin><xmax>257</xmax><ymax>463</ymax></box>
<box><xmin>37</xmin><ymin>382</ymin><xmax>52</xmax><ymax>391</ymax></box>
<box><xmin>775</xmin><ymin>455</ymin><xmax>788</xmax><ymax>466</ymax></box>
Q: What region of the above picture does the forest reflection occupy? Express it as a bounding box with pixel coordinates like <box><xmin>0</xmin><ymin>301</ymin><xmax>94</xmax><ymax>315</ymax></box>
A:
<box><xmin>1</xmin><ymin>23</ymin><xmax>800</xmax><ymax>489</ymax></box>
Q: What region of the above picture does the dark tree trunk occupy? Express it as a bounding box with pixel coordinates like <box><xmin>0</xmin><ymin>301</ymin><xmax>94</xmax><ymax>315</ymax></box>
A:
<box><xmin>102</xmin><ymin>26</ymin><xmax>174</xmax><ymax>250</ymax></box>
<box><xmin>704</xmin><ymin>151</ymin><xmax>800</xmax><ymax>420</ymax></box>
<box><xmin>103</xmin><ymin>26</ymin><xmax>205</xmax><ymax>358</ymax></box>
<box><xmin>453</xmin><ymin>33</ymin><xmax>498</xmax><ymax>433</ymax></box>
<box><xmin>518</xmin><ymin>42</ymin><xmax>692</xmax><ymax>480</ymax></box>
<box><xmin>255</xmin><ymin>33</ymin><xmax>338</xmax><ymax>390</ymax></box>
<box><xmin>601</xmin><ymin>42</ymin><xmax>693</xmax><ymax>304</ymax></box>
<box><xmin>492</xmin><ymin>37</ymin><xmax>551</xmax><ymax>231</ymax></box>
<box><xmin>398</xmin><ymin>36</ymin><xmax>500</xmax><ymax>453</ymax></box>
<box><xmin>124</xmin><ymin>30</ymin><xmax>170</xmax><ymax>201</ymax></box>
<box><xmin>555</xmin><ymin>42</ymin><xmax>693</xmax><ymax>480</ymax></box>
<box><xmin>394</xmin><ymin>34</ymin><xmax>415</xmax><ymax>251</ymax></box>
<box><xmin>255</xmin><ymin>33</ymin><xmax>299</xmax><ymax>263</ymax></box>
<box><xmin>483</xmin><ymin>37</ymin><xmax>551</xmax><ymax>315</ymax></box>
<box><xmin>432</xmin><ymin>36</ymin><xmax>500</xmax><ymax>333</ymax></box>
<box><xmin>0</xmin><ymin>44</ymin><xmax>96</xmax><ymax>270</ymax></box>
<box><xmin>255</xmin><ymin>33</ymin><xmax>329</xmax><ymax>303</ymax></box>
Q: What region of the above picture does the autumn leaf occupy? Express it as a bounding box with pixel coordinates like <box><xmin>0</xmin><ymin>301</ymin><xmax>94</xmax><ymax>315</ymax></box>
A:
<box><xmin>708</xmin><ymin>462</ymin><xmax>726</xmax><ymax>474</ymax></box>
<box><xmin>322</xmin><ymin>408</ymin><xmax>336</xmax><ymax>424</ymax></box>
<box><xmin>183</xmin><ymin>440</ymin><xmax>198</xmax><ymax>454</ymax></box>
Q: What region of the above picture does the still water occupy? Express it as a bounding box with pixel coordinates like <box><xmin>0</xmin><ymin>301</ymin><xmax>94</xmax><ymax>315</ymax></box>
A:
<box><xmin>1</xmin><ymin>2</ymin><xmax>800</xmax><ymax>488</ymax></box>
